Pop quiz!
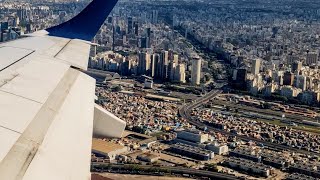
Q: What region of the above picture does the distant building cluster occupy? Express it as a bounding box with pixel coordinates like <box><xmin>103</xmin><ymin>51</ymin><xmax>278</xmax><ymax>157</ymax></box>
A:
<box><xmin>87</xmin><ymin>3</ymin><xmax>207</xmax><ymax>86</ymax></box>
<box><xmin>232</xmin><ymin>57</ymin><xmax>320</xmax><ymax>105</ymax></box>
<box><xmin>89</xmin><ymin>50</ymin><xmax>190</xmax><ymax>84</ymax></box>
<box><xmin>167</xmin><ymin>0</ymin><xmax>320</xmax><ymax>104</ymax></box>
<box><xmin>89</xmin><ymin>45</ymin><xmax>203</xmax><ymax>86</ymax></box>
<box><xmin>0</xmin><ymin>1</ymin><xmax>78</xmax><ymax>42</ymax></box>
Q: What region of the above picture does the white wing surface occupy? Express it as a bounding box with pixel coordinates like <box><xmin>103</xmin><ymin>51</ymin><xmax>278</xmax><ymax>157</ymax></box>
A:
<box><xmin>0</xmin><ymin>0</ymin><xmax>125</xmax><ymax>179</ymax></box>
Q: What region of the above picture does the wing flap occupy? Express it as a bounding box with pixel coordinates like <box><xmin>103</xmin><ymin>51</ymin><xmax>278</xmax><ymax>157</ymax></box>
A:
<box><xmin>23</xmin><ymin>72</ymin><xmax>95</xmax><ymax>180</ymax></box>
<box><xmin>93</xmin><ymin>104</ymin><xmax>126</xmax><ymax>138</ymax></box>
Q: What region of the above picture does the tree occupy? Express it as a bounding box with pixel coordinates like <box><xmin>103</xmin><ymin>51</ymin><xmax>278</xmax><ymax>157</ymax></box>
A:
<box><xmin>262</xmin><ymin>103</ymin><xmax>271</xmax><ymax>109</ymax></box>
<box><xmin>112</xmin><ymin>85</ymin><xmax>122</xmax><ymax>92</ymax></box>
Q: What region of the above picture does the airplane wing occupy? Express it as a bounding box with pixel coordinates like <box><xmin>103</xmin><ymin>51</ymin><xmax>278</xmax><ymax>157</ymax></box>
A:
<box><xmin>0</xmin><ymin>0</ymin><xmax>126</xmax><ymax>179</ymax></box>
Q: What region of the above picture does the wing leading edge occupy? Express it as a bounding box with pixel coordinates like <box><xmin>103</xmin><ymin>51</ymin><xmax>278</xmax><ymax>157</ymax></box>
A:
<box><xmin>0</xmin><ymin>0</ymin><xmax>125</xmax><ymax>179</ymax></box>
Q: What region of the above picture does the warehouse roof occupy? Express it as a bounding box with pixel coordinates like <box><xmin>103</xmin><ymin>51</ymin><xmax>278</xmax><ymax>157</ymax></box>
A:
<box><xmin>92</xmin><ymin>139</ymin><xmax>125</xmax><ymax>153</ymax></box>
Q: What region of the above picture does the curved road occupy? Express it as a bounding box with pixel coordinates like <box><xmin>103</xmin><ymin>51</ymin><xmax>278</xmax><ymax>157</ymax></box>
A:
<box><xmin>179</xmin><ymin>90</ymin><xmax>320</xmax><ymax>157</ymax></box>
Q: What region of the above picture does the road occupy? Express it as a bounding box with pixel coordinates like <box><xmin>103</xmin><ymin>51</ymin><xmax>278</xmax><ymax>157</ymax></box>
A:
<box><xmin>92</xmin><ymin>163</ymin><xmax>238</xmax><ymax>180</ymax></box>
<box><xmin>179</xmin><ymin>90</ymin><xmax>320</xmax><ymax>156</ymax></box>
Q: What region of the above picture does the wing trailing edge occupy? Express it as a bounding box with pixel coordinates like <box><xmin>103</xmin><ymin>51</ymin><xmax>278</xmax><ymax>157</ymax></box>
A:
<box><xmin>46</xmin><ymin>0</ymin><xmax>118</xmax><ymax>41</ymax></box>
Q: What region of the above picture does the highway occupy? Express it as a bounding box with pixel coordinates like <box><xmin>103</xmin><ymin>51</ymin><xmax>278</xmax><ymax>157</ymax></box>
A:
<box><xmin>92</xmin><ymin>163</ymin><xmax>238</xmax><ymax>180</ymax></box>
<box><xmin>179</xmin><ymin>90</ymin><xmax>320</xmax><ymax>157</ymax></box>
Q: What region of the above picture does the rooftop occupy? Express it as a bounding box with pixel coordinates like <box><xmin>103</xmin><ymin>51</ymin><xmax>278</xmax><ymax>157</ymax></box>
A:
<box><xmin>92</xmin><ymin>138</ymin><xmax>125</xmax><ymax>153</ymax></box>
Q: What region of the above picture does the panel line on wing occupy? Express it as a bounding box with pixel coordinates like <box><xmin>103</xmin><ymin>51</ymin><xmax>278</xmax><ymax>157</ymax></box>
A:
<box><xmin>0</xmin><ymin>45</ymin><xmax>35</xmax><ymax>51</ymax></box>
<box><xmin>0</xmin><ymin>50</ymin><xmax>35</xmax><ymax>72</ymax></box>
<box><xmin>0</xmin><ymin>125</ymin><xmax>22</xmax><ymax>135</ymax></box>
<box><xmin>53</xmin><ymin>39</ymin><xmax>72</xmax><ymax>58</ymax></box>
<box><xmin>0</xmin><ymin>89</ymin><xmax>42</xmax><ymax>104</ymax></box>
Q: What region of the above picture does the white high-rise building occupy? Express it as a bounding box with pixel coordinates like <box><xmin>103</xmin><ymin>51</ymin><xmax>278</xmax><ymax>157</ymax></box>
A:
<box><xmin>252</xmin><ymin>59</ymin><xmax>261</xmax><ymax>75</ymax></box>
<box><xmin>173</xmin><ymin>54</ymin><xmax>179</xmax><ymax>64</ymax></box>
<box><xmin>169</xmin><ymin>62</ymin><xmax>176</xmax><ymax>81</ymax></box>
<box><xmin>191</xmin><ymin>58</ymin><xmax>201</xmax><ymax>85</ymax></box>
<box><xmin>174</xmin><ymin>63</ymin><xmax>186</xmax><ymax>83</ymax></box>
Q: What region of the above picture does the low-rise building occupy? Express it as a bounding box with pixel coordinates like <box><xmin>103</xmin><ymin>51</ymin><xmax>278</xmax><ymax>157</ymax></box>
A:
<box><xmin>229</xmin><ymin>148</ymin><xmax>261</xmax><ymax>163</ymax></box>
<box><xmin>176</xmin><ymin>129</ymin><xmax>209</xmax><ymax>144</ymax></box>
<box><xmin>223</xmin><ymin>157</ymin><xmax>273</xmax><ymax>177</ymax></box>
<box><xmin>169</xmin><ymin>143</ymin><xmax>214</xmax><ymax>161</ymax></box>
<box><xmin>262</xmin><ymin>157</ymin><xmax>286</xmax><ymax>169</ymax></box>
<box><xmin>289</xmin><ymin>163</ymin><xmax>320</xmax><ymax>178</ymax></box>
<box><xmin>286</xmin><ymin>173</ymin><xmax>318</xmax><ymax>180</ymax></box>
<box><xmin>205</xmin><ymin>142</ymin><xmax>229</xmax><ymax>155</ymax></box>
<box><xmin>144</xmin><ymin>77</ymin><xmax>154</xmax><ymax>89</ymax></box>
<box><xmin>137</xmin><ymin>153</ymin><xmax>160</xmax><ymax>163</ymax></box>
<box><xmin>92</xmin><ymin>138</ymin><xmax>128</xmax><ymax>161</ymax></box>
<box><xmin>261</xmin><ymin>152</ymin><xmax>293</xmax><ymax>169</ymax></box>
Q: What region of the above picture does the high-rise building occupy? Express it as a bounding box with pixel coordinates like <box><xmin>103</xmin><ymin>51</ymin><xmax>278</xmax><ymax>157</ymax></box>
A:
<box><xmin>121</xmin><ymin>59</ymin><xmax>132</xmax><ymax>76</ymax></box>
<box><xmin>17</xmin><ymin>8</ymin><xmax>26</xmax><ymax>21</ymax></box>
<box><xmin>138</xmin><ymin>52</ymin><xmax>151</xmax><ymax>75</ymax></box>
<box><xmin>1</xmin><ymin>22</ymin><xmax>9</xmax><ymax>31</ymax></box>
<box><xmin>306</xmin><ymin>52</ymin><xmax>318</xmax><ymax>65</ymax></box>
<box><xmin>150</xmin><ymin>54</ymin><xmax>156</xmax><ymax>77</ymax></box>
<box><xmin>134</xmin><ymin>21</ymin><xmax>139</xmax><ymax>36</ymax></box>
<box><xmin>295</xmin><ymin>75</ymin><xmax>307</xmax><ymax>91</ymax></box>
<box><xmin>13</xmin><ymin>16</ymin><xmax>20</xmax><ymax>27</ymax></box>
<box><xmin>191</xmin><ymin>57</ymin><xmax>201</xmax><ymax>85</ymax></box>
<box><xmin>173</xmin><ymin>54</ymin><xmax>179</xmax><ymax>64</ymax></box>
<box><xmin>151</xmin><ymin>10</ymin><xmax>158</xmax><ymax>24</ymax></box>
<box><xmin>153</xmin><ymin>54</ymin><xmax>161</xmax><ymax>78</ymax></box>
<box><xmin>174</xmin><ymin>63</ymin><xmax>186</xmax><ymax>83</ymax></box>
<box><xmin>26</xmin><ymin>23</ymin><xmax>33</xmax><ymax>33</ymax></box>
<box><xmin>107</xmin><ymin>16</ymin><xmax>113</xmax><ymax>24</ymax></box>
<box><xmin>140</xmin><ymin>37</ymin><xmax>150</xmax><ymax>48</ymax></box>
<box><xmin>283</xmin><ymin>71</ymin><xmax>294</xmax><ymax>86</ymax></box>
<box><xmin>234</xmin><ymin>68</ymin><xmax>247</xmax><ymax>90</ymax></box>
<box><xmin>159</xmin><ymin>51</ymin><xmax>169</xmax><ymax>80</ymax></box>
<box><xmin>1</xmin><ymin>31</ymin><xmax>9</xmax><ymax>42</ymax></box>
<box><xmin>292</xmin><ymin>61</ymin><xmax>302</xmax><ymax>73</ymax></box>
<box><xmin>251</xmin><ymin>59</ymin><xmax>261</xmax><ymax>75</ymax></box>
<box><xmin>146</xmin><ymin>27</ymin><xmax>151</xmax><ymax>37</ymax></box>
<box><xmin>168</xmin><ymin>61</ymin><xmax>176</xmax><ymax>81</ymax></box>
<box><xmin>127</xmin><ymin>17</ymin><xmax>133</xmax><ymax>34</ymax></box>
<box><xmin>286</xmin><ymin>54</ymin><xmax>298</xmax><ymax>65</ymax></box>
